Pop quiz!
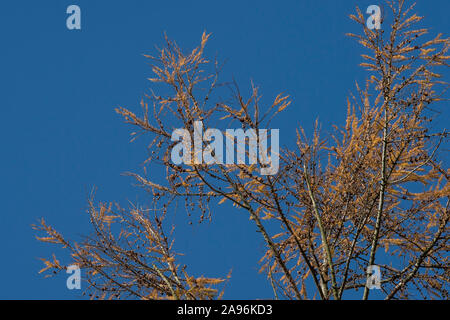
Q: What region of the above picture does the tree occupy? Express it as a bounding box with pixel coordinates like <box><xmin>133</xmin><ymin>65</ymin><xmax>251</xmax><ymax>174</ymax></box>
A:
<box><xmin>35</xmin><ymin>0</ymin><xmax>449</xmax><ymax>300</ymax></box>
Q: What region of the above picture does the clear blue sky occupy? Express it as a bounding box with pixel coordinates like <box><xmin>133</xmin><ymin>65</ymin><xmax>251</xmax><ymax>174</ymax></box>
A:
<box><xmin>0</xmin><ymin>0</ymin><xmax>448</xmax><ymax>299</ymax></box>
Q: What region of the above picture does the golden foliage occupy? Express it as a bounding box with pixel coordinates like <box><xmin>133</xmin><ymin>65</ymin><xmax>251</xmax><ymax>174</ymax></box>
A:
<box><xmin>36</xmin><ymin>1</ymin><xmax>449</xmax><ymax>300</ymax></box>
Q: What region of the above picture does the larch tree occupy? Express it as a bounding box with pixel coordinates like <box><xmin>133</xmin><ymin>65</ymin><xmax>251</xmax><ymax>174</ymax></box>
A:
<box><xmin>35</xmin><ymin>0</ymin><xmax>449</xmax><ymax>300</ymax></box>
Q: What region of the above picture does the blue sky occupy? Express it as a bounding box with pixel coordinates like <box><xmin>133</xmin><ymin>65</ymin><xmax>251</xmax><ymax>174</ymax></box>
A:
<box><xmin>0</xmin><ymin>1</ymin><xmax>448</xmax><ymax>299</ymax></box>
